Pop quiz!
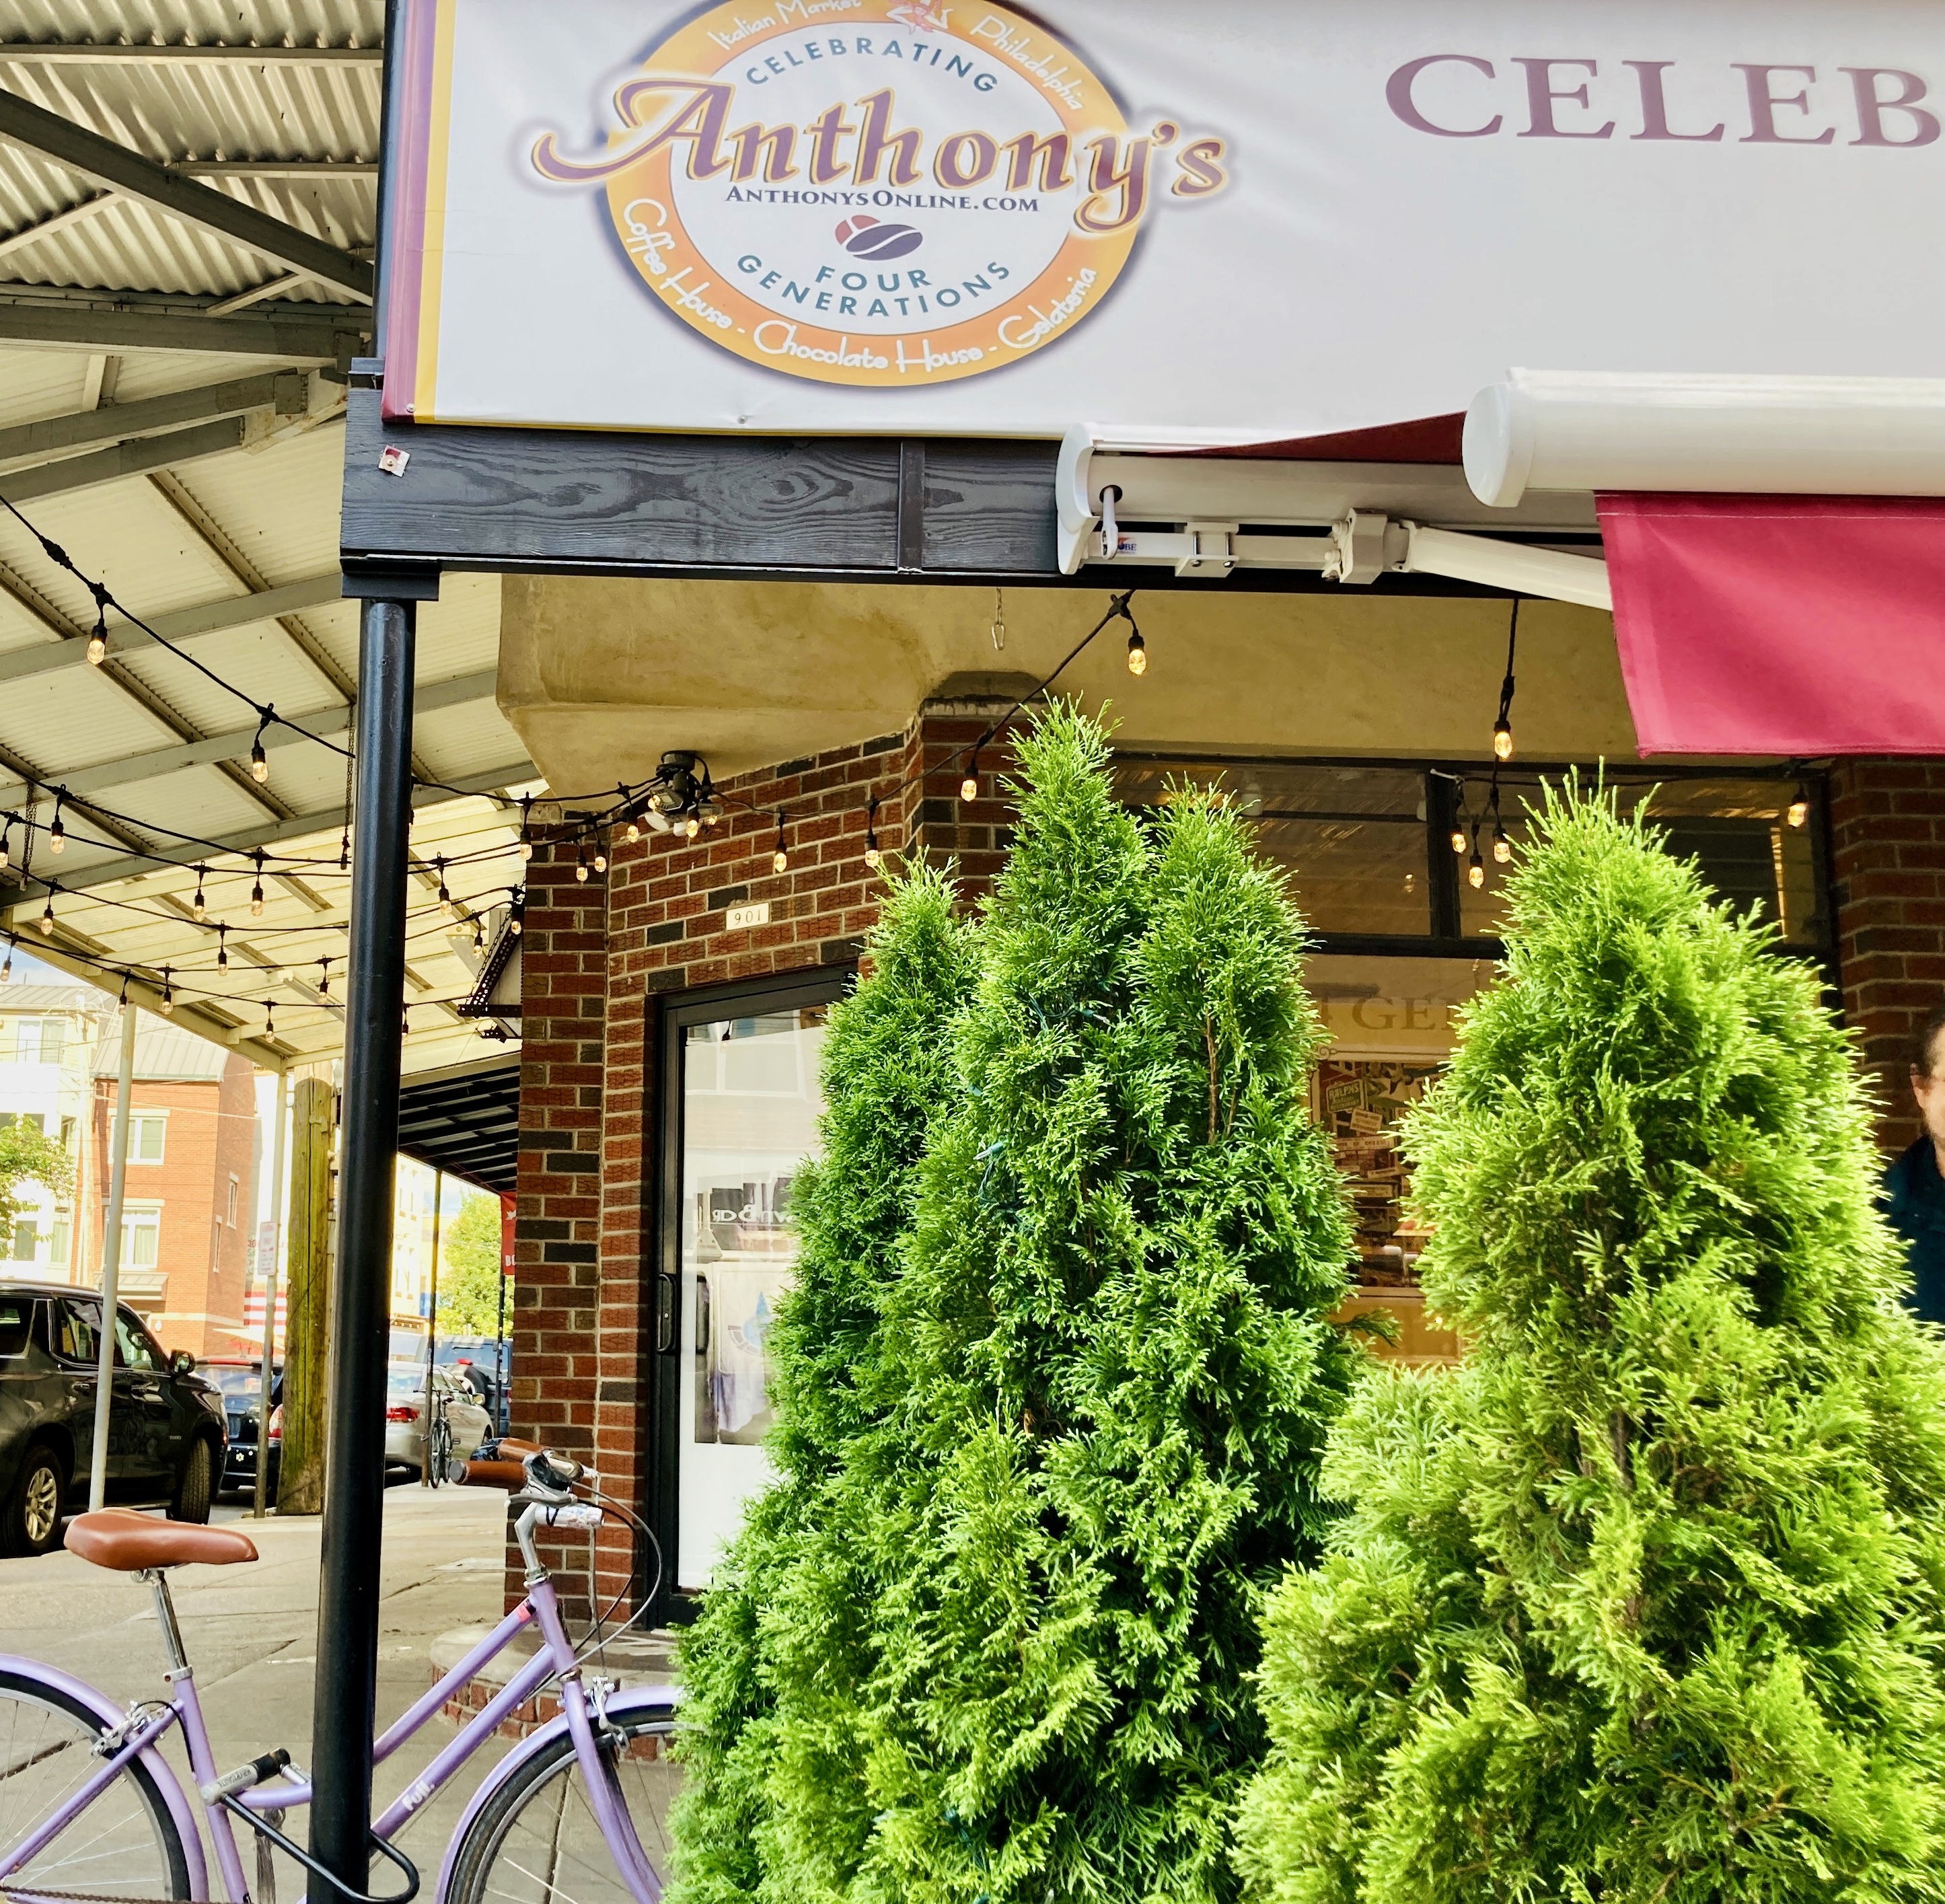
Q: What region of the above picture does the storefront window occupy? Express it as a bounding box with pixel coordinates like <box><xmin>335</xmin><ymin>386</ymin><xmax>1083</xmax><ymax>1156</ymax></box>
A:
<box><xmin>664</xmin><ymin>989</ymin><xmax>837</xmax><ymax>1594</ymax></box>
<box><xmin>1455</xmin><ymin>776</ymin><xmax>1824</xmax><ymax>948</ymax></box>
<box><xmin>1115</xmin><ymin>757</ymin><xmax>1831</xmax><ymax>1361</ymax></box>
<box><xmin>1117</xmin><ymin>756</ymin><xmax>1829</xmax><ymax>962</ymax></box>
<box><xmin>1115</xmin><ymin>760</ymin><xmax>1432</xmax><ymax>936</ymax></box>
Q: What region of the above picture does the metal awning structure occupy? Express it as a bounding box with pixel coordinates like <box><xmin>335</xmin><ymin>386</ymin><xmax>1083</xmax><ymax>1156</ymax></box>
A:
<box><xmin>396</xmin><ymin>1053</ymin><xmax>517</xmax><ymax>1194</ymax></box>
<box><xmin>0</xmin><ymin>2</ymin><xmax>529</xmax><ymax>1075</ymax></box>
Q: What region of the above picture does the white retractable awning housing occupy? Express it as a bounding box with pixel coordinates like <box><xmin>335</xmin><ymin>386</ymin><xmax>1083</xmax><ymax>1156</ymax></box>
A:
<box><xmin>1054</xmin><ymin>425</ymin><xmax>1613</xmax><ymax>610</ymax></box>
<box><xmin>1463</xmin><ymin>371</ymin><xmax>1945</xmax><ymax>507</ymax></box>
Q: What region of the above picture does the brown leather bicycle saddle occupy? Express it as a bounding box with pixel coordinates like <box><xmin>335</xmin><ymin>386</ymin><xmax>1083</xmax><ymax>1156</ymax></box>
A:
<box><xmin>65</xmin><ymin>1508</ymin><xmax>258</xmax><ymax>1571</ymax></box>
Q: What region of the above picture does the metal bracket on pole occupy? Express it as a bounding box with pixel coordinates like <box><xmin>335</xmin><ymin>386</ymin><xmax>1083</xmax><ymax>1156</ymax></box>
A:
<box><xmin>88</xmin><ymin>1002</ymin><xmax>138</xmax><ymax>1514</ymax></box>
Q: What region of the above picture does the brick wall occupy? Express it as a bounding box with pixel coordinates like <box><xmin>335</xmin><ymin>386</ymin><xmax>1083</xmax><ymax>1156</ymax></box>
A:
<box><xmin>1829</xmin><ymin>759</ymin><xmax>1945</xmax><ymax>1156</ymax></box>
<box><xmin>509</xmin><ymin>695</ymin><xmax>1024</xmax><ymax>1614</ymax></box>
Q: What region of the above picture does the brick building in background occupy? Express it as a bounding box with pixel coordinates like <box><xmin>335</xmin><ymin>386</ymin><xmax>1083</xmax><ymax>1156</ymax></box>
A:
<box><xmin>0</xmin><ymin>985</ymin><xmax>256</xmax><ymax>1357</ymax></box>
<box><xmin>85</xmin><ymin>1020</ymin><xmax>259</xmax><ymax>1358</ymax></box>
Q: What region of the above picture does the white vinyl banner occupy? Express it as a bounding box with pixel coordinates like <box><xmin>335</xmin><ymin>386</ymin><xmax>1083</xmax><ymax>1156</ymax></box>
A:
<box><xmin>386</xmin><ymin>0</ymin><xmax>1945</xmax><ymax>439</ymax></box>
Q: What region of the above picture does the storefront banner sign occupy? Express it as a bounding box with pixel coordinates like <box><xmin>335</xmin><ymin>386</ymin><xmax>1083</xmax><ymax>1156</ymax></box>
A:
<box><xmin>388</xmin><ymin>0</ymin><xmax>1945</xmax><ymax>439</ymax></box>
<box><xmin>1602</xmin><ymin>492</ymin><xmax>1945</xmax><ymax>756</ymax></box>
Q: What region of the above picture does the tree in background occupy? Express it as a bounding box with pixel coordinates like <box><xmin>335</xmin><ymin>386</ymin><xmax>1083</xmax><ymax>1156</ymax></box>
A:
<box><xmin>436</xmin><ymin>1192</ymin><xmax>507</xmax><ymax>1335</ymax></box>
<box><xmin>1235</xmin><ymin>785</ymin><xmax>1945</xmax><ymax>1904</ymax></box>
<box><xmin>0</xmin><ymin>1120</ymin><xmax>71</xmax><ymax>1236</ymax></box>
<box><xmin>670</xmin><ymin>863</ymin><xmax>978</xmax><ymax>1904</ymax></box>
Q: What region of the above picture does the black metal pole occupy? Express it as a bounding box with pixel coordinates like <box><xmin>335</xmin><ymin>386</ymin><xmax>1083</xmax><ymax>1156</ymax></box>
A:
<box><xmin>309</xmin><ymin>597</ymin><xmax>415</xmax><ymax>1898</ymax></box>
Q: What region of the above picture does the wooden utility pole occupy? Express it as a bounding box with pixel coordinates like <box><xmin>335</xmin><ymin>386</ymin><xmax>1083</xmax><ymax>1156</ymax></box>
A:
<box><xmin>277</xmin><ymin>1073</ymin><xmax>336</xmax><ymax>1514</ymax></box>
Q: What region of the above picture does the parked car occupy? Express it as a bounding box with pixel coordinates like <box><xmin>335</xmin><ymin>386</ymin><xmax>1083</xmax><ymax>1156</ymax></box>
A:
<box><xmin>383</xmin><ymin>1362</ymin><xmax>492</xmax><ymax>1476</ymax></box>
<box><xmin>0</xmin><ymin>1282</ymin><xmax>226</xmax><ymax>1556</ymax></box>
<box><xmin>198</xmin><ymin>1358</ymin><xmax>282</xmax><ymax>1498</ymax></box>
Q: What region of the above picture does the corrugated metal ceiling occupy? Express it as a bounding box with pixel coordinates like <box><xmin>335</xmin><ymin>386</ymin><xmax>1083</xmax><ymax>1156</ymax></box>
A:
<box><xmin>0</xmin><ymin>3</ymin><xmax>531</xmax><ymax>1077</ymax></box>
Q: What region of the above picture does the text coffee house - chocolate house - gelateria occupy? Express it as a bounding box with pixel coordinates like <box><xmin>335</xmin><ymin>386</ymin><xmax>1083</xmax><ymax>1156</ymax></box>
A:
<box><xmin>341</xmin><ymin>0</ymin><xmax>1945</xmax><ymax>1619</ymax></box>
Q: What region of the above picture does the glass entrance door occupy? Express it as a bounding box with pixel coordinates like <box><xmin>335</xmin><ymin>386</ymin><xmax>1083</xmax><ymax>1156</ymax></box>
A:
<box><xmin>655</xmin><ymin>973</ymin><xmax>847</xmax><ymax>1601</ymax></box>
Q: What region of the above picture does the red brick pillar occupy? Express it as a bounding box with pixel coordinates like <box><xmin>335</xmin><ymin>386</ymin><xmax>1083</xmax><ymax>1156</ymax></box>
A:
<box><xmin>1829</xmin><ymin>760</ymin><xmax>1945</xmax><ymax>1155</ymax></box>
<box><xmin>507</xmin><ymin>832</ymin><xmax>608</xmax><ymax>1613</ymax></box>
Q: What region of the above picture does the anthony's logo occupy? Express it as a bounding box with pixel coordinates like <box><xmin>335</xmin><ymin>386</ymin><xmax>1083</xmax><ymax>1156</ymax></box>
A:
<box><xmin>531</xmin><ymin>1</ymin><xmax>1227</xmax><ymax>387</ymax></box>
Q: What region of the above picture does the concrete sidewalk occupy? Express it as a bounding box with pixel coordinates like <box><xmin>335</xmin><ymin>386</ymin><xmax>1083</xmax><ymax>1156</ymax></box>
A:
<box><xmin>0</xmin><ymin>1484</ymin><xmax>526</xmax><ymax>1891</ymax></box>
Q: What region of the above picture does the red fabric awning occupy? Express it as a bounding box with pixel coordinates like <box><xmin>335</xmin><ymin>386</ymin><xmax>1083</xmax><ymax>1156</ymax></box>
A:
<box><xmin>1600</xmin><ymin>492</ymin><xmax>1945</xmax><ymax>756</ymax></box>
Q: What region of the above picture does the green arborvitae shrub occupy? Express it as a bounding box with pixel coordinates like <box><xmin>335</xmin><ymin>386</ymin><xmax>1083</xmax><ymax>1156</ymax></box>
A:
<box><xmin>852</xmin><ymin>706</ymin><xmax>1359</xmax><ymax>1904</ymax></box>
<box><xmin>669</xmin><ymin>862</ymin><xmax>978</xmax><ymax>1904</ymax></box>
<box><xmin>1235</xmin><ymin>783</ymin><xmax>1945</xmax><ymax>1904</ymax></box>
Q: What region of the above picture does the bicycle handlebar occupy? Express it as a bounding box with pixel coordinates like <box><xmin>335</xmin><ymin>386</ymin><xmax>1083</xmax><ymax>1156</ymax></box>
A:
<box><xmin>451</xmin><ymin>1458</ymin><xmax>530</xmax><ymax>1490</ymax></box>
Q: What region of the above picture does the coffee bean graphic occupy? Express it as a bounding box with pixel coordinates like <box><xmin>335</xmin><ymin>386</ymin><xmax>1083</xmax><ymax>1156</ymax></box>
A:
<box><xmin>834</xmin><ymin>215</ymin><xmax>923</xmax><ymax>260</ymax></box>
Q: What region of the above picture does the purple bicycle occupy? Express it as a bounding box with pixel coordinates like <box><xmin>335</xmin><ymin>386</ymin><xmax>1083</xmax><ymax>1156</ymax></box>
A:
<box><xmin>0</xmin><ymin>1444</ymin><xmax>677</xmax><ymax>1903</ymax></box>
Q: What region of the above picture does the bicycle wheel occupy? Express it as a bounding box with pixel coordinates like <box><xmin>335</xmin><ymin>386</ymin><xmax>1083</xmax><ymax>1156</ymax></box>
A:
<box><xmin>430</xmin><ymin>1415</ymin><xmax>453</xmax><ymax>1487</ymax></box>
<box><xmin>447</xmin><ymin>1708</ymin><xmax>679</xmax><ymax>1904</ymax></box>
<box><xmin>0</xmin><ymin>1667</ymin><xmax>190</xmax><ymax>1899</ymax></box>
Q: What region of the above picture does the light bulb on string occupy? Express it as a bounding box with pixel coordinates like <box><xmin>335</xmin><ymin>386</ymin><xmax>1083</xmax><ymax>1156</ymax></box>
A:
<box><xmin>250</xmin><ymin>712</ymin><xmax>272</xmax><ymax>784</ymax></box>
<box><xmin>772</xmin><ymin>811</ymin><xmax>789</xmax><ymax>875</ymax></box>
<box><xmin>250</xmin><ymin>851</ymin><xmax>265</xmax><ymax>918</ymax></box>
<box><xmin>318</xmin><ymin>955</ymin><xmax>330</xmax><ymax>998</ymax></box>
<box><xmin>1490</xmin><ymin>598</ymin><xmax>1520</xmax><ymax>763</ymax></box>
<box><xmin>472</xmin><ymin>916</ymin><xmax>485</xmax><ymax>952</ymax></box>
<box><xmin>1788</xmin><ymin>786</ymin><xmax>1809</xmax><ymax>828</ymax></box>
<box><xmin>1</xmin><ymin>943</ymin><xmax>13</xmax><ymax>984</ymax></box>
<box><xmin>593</xmin><ymin>844</ymin><xmax>608</xmax><ymax>875</ymax></box>
<box><xmin>159</xmin><ymin>967</ymin><xmax>174</xmax><ymax>1015</ymax></box>
<box><xmin>401</xmin><ymin>1005</ymin><xmax>411</xmax><ymax>1037</ymax></box>
<box><xmin>1492</xmin><ymin>818</ymin><xmax>1512</xmax><ymax>864</ymax></box>
<box><xmin>1467</xmin><ymin>825</ymin><xmax>1485</xmax><ymax>889</ymax></box>
<box><xmin>47</xmin><ymin>798</ymin><xmax>63</xmax><ymax>855</ymax></box>
<box><xmin>338</xmin><ymin>828</ymin><xmax>351</xmax><ymax>872</ymax></box>
<box><xmin>85</xmin><ymin>606</ymin><xmax>106</xmax><ymax>666</ymax></box>
<box><xmin>191</xmin><ymin>868</ymin><xmax>207</xmax><ymax>920</ymax></box>
<box><xmin>960</xmin><ymin>747</ymin><xmax>981</xmax><ymax>804</ymax></box>
<box><xmin>626</xmin><ymin>819</ymin><xmax>640</xmax><ymax>844</ymax></box>
<box><xmin>436</xmin><ymin>857</ymin><xmax>453</xmax><ymax>911</ymax></box>
<box><xmin>519</xmin><ymin>795</ymin><xmax>534</xmax><ymax>863</ymax></box>
<box><xmin>684</xmin><ymin>814</ymin><xmax>700</xmax><ymax>840</ymax></box>
<box><xmin>575</xmin><ymin>846</ymin><xmax>589</xmax><ymax>883</ymax></box>
<box><xmin>215</xmin><ymin>924</ymin><xmax>228</xmax><ymax>972</ymax></box>
<box><xmin>1126</xmin><ymin>625</ymin><xmax>1147</xmax><ymax>676</ymax></box>
<box><xmin>38</xmin><ymin>891</ymin><xmax>54</xmax><ymax>937</ymax></box>
<box><xmin>0</xmin><ymin>823</ymin><xmax>13</xmax><ymax>871</ymax></box>
<box><xmin>509</xmin><ymin>893</ymin><xmax>525</xmax><ymax>937</ymax></box>
<box><xmin>863</xmin><ymin>796</ymin><xmax>881</xmax><ymax>872</ymax></box>
<box><xmin>263</xmin><ymin>1000</ymin><xmax>275</xmax><ymax>1039</ymax></box>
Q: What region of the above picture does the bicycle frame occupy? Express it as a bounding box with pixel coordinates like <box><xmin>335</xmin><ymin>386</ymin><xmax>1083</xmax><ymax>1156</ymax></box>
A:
<box><xmin>0</xmin><ymin>1500</ymin><xmax>674</xmax><ymax>1904</ymax></box>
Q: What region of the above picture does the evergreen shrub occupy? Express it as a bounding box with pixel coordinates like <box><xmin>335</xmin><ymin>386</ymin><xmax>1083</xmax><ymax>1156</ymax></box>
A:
<box><xmin>1235</xmin><ymin>783</ymin><xmax>1945</xmax><ymax>1904</ymax></box>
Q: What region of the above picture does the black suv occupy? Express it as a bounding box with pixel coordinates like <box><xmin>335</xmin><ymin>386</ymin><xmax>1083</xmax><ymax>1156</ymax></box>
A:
<box><xmin>0</xmin><ymin>1283</ymin><xmax>227</xmax><ymax>1556</ymax></box>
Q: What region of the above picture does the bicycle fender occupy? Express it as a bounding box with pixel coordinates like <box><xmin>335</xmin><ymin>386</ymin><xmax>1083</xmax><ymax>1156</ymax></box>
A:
<box><xmin>434</xmin><ymin>1683</ymin><xmax>680</xmax><ymax>1904</ymax></box>
<box><xmin>0</xmin><ymin>1652</ymin><xmax>211</xmax><ymax>1901</ymax></box>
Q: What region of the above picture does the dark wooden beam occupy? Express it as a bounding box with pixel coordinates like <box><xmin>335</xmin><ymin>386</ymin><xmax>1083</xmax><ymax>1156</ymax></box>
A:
<box><xmin>341</xmin><ymin>391</ymin><xmax>1511</xmax><ymax>594</ymax></box>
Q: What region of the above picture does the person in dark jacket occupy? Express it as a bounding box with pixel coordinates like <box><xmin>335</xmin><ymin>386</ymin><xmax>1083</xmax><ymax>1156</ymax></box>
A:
<box><xmin>1883</xmin><ymin>1003</ymin><xmax>1945</xmax><ymax>1325</ymax></box>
